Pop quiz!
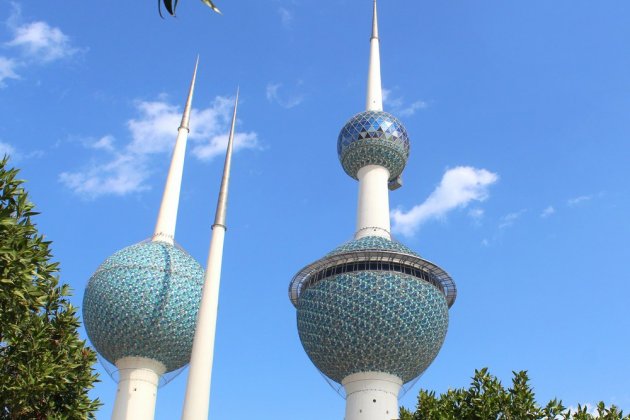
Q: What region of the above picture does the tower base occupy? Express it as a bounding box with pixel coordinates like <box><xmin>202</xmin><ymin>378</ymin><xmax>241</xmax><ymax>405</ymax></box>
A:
<box><xmin>342</xmin><ymin>372</ymin><xmax>402</xmax><ymax>420</ymax></box>
<box><xmin>111</xmin><ymin>357</ymin><xmax>166</xmax><ymax>420</ymax></box>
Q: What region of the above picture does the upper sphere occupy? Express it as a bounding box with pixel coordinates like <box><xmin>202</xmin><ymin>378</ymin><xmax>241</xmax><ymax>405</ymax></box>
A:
<box><xmin>82</xmin><ymin>241</ymin><xmax>204</xmax><ymax>372</ymax></box>
<box><xmin>337</xmin><ymin>110</ymin><xmax>410</xmax><ymax>180</ymax></box>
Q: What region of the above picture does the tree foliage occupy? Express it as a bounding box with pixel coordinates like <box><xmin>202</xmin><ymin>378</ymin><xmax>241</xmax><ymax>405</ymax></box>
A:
<box><xmin>400</xmin><ymin>368</ymin><xmax>628</xmax><ymax>420</ymax></box>
<box><xmin>0</xmin><ymin>157</ymin><xmax>100</xmax><ymax>419</ymax></box>
<box><xmin>159</xmin><ymin>0</ymin><xmax>221</xmax><ymax>18</ymax></box>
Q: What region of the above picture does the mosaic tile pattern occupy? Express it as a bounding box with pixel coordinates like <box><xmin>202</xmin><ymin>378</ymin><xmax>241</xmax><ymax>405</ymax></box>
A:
<box><xmin>297</xmin><ymin>271</ymin><xmax>449</xmax><ymax>384</ymax></box>
<box><xmin>327</xmin><ymin>235</ymin><xmax>420</xmax><ymax>257</ymax></box>
<box><xmin>83</xmin><ymin>242</ymin><xmax>204</xmax><ymax>372</ymax></box>
<box><xmin>337</xmin><ymin>111</ymin><xmax>410</xmax><ymax>180</ymax></box>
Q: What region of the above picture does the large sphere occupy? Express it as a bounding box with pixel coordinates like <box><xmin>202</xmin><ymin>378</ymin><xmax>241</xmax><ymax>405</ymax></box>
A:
<box><xmin>297</xmin><ymin>271</ymin><xmax>449</xmax><ymax>383</ymax></box>
<box><xmin>337</xmin><ymin>110</ymin><xmax>410</xmax><ymax>180</ymax></box>
<box><xmin>82</xmin><ymin>241</ymin><xmax>204</xmax><ymax>372</ymax></box>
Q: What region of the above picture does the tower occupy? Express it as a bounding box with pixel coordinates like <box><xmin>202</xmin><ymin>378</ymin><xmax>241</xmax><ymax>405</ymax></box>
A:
<box><xmin>82</xmin><ymin>60</ymin><xmax>204</xmax><ymax>420</ymax></box>
<box><xmin>181</xmin><ymin>89</ymin><xmax>239</xmax><ymax>420</ymax></box>
<box><xmin>288</xmin><ymin>2</ymin><xmax>457</xmax><ymax>420</ymax></box>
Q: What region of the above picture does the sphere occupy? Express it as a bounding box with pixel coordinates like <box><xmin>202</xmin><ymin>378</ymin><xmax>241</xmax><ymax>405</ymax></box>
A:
<box><xmin>82</xmin><ymin>241</ymin><xmax>204</xmax><ymax>372</ymax></box>
<box><xmin>337</xmin><ymin>110</ymin><xmax>410</xmax><ymax>180</ymax></box>
<box><xmin>297</xmin><ymin>271</ymin><xmax>448</xmax><ymax>383</ymax></box>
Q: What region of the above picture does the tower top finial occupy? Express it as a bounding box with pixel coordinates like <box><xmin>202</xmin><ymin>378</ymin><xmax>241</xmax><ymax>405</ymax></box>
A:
<box><xmin>213</xmin><ymin>88</ymin><xmax>239</xmax><ymax>229</ymax></box>
<box><xmin>180</xmin><ymin>55</ymin><xmax>199</xmax><ymax>131</ymax></box>
<box><xmin>366</xmin><ymin>0</ymin><xmax>383</xmax><ymax>111</ymax></box>
<box><xmin>371</xmin><ymin>0</ymin><xmax>379</xmax><ymax>39</ymax></box>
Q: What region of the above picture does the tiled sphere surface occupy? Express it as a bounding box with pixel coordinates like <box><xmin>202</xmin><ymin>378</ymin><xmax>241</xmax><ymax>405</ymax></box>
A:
<box><xmin>297</xmin><ymin>271</ymin><xmax>448</xmax><ymax>384</ymax></box>
<box><xmin>83</xmin><ymin>242</ymin><xmax>204</xmax><ymax>372</ymax></box>
<box><xmin>328</xmin><ymin>235</ymin><xmax>419</xmax><ymax>257</ymax></box>
<box><xmin>337</xmin><ymin>110</ymin><xmax>410</xmax><ymax>180</ymax></box>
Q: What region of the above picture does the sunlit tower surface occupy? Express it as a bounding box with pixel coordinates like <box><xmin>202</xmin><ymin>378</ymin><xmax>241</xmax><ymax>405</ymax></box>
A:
<box><xmin>82</xmin><ymin>60</ymin><xmax>204</xmax><ymax>420</ymax></box>
<box><xmin>288</xmin><ymin>2</ymin><xmax>457</xmax><ymax>419</ymax></box>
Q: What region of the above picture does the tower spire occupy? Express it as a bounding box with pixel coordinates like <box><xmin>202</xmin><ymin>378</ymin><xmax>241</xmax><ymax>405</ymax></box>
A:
<box><xmin>213</xmin><ymin>86</ymin><xmax>238</xmax><ymax>228</ymax></box>
<box><xmin>181</xmin><ymin>88</ymin><xmax>239</xmax><ymax>420</ymax></box>
<box><xmin>366</xmin><ymin>0</ymin><xmax>383</xmax><ymax>111</ymax></box>
<box><xmin>152</xmin><ymin>56</ymin><xmax>199</xmax><ymax>244</ymax></box>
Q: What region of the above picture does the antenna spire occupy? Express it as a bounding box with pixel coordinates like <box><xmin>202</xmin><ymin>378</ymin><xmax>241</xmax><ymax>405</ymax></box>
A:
<box><xmin>366</xmin><ymin>0</ymin><xmax>383</xmax><ymax>111</ymax></box>
<box><xmin>181</xmin><ymin>88</ymin><xmax>239</xmax><ymax>420</ymax></box>
<box><xmin>152</xmin><ymin>57</ymin><xmax>199</xmax><ymax>244</ymax></box>
<box><xmin>213</xmin><ymin>87</ymin><xmax>238</xmax><ymax>228</ymax></box>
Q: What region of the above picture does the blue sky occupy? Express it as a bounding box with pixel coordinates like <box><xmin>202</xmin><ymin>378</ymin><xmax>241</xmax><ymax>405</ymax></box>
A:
<box><xmin>2</xmin><ymin>0</ymin><xmax>630</xmax><ymax>418</ymax></box>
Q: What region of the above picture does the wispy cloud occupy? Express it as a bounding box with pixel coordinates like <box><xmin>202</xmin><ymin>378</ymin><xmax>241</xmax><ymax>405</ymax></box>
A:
<box><xmin>391</xmin><ymin>166</ymin><xmax>499</xmax><ymax>237</ymax></box>
<box><xmin>567</xmin><ymin>195</ymin><xmax>593</xmax><ymax>207</ymax></box>
<box><xmin>383</xmin><ymin>88</ymin><xmax>427</xmax><ymax>117</ymax></box>
<box><xmin>0</xmin><ymin>4</ymin><xmax>81</xmax><ymax>87</ymax></box>
<box><xmin>266</xmin><ymin>82</ymin><xmax>304</xmax><ymax>109</ymax></box>
<box><xmin>0</xmin><ymin>140</ymin><xmax>44</xmax><ymax>161</ymax></box>
<box><xmin>540</xmin><ymin>205</ymin><xmax>555</xmax><ymax>218</ymax></box>
<box><xmin>0</xmin><ymin>141</ymin><xmax>16</xmax><ymax>157</ymax></box>
<box><xmin>59</xmin><ymin>153</ymin><xmax>150</xmax><ymax>197</ymax></box>
<box><xmin>60</xmin><ymin>95</ymin><xmax>259</xmax><ymax>198</ymax></box>
<box><xmin>0</xmin><ymin>57</ymin><xmax>19</xmax><ymax>86</ymax></box>
<box><xmin>468</xmin><ymin>208</ymin><xmax>484</xmax><ymax>221</ymax></box>
<box><xmin>499</xmin><ymin>209</ymin><xmax>526</xmax><ymax>229</ymax></box>
<box><xmin>6</xmin><ymin>21</ymin><xmax>79</xmax><ymax>62</ymax></box>
<box><xmin>278</xmin><ymin>7</ymin><xmax>293</xmax><ymax>28</ymax></box>
<box><xmin>90</xmin><ymin>135</ymin><xmax>115</xmax><ymax>152</ymax></box>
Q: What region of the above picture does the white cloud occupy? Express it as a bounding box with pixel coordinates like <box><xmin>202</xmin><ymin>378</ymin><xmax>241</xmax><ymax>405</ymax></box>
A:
<box><xmin>540</xmin><ymin>205</ymin><xmax>555</xmax><ymax>218</ymax></box>
<box><xmin>499</xmin><ymin>209</ymin><xmax>526</xmax><ymax>229</ymax></box>
<box><xmin>0</xmin><ymin>141</ymin><xmax>43</xmax><ymax>161</ymax></box>
<box><xmin>91</xmin><ymin>135</ymin><xmax>115</xmax><ymax>151</ymax></box>
<box><xmin>568</xmin><ymin>195</ymin><xmax>592</xmax><ymax>206</ymax></box>
<box><xmin>383</xmin><ymin>88</ymin><xmax>427</xmax><ymax>117</ymax></box>
<box><xmin>566</xmin><ymin>403</ymin><xmax>600</xmax><ymax>417</ymax></box>
<box><xmin>6</xmin><ymin>21</ymin><xmax>78</xmax><ymax>63</ymax></box>
<box><xmin>468</xmin><ymin>208</ymin><xmax>484</xmax><ymax>220</ymax></box>
<box><xmin>0</xmin><ymin>141</ymin><xmax>16</xmax><ymax>157</ymax></box>
<box><xmin>391</xmin><ymin>166</ymin><xmax>499</xmax><ymax>236</ymax></box>
<box><xmin>266</xmin><ymin>82</ymin><xmax>304</xmax><ymax>109</ymax></box>
<box><xmin>192</xmin><ymin>131</ymin><xmax>259</xmax><ymax>161</ymax></box>
<box><xmin>278</xmin><ymin>7</ymin><xmax>293</xmax><ymax>28</ymax></box>
<box><xmin>59</xmin><ymin>153</ymin><xmax>149</xmax><ymax>198</ymax></box>
<box><xmin>0</xmin><ymin>57</ymin><xmax>19</xmax><ymax>86</ymax></box>
<box><xmin>60</xmin><ymin>95</ymin><xmax>259</xmax><ymax>198</ymax></box>
<box><xmin>0</xmin><ymin>5</ymin><xmax>81</xmax><ymax>87</ymax></box>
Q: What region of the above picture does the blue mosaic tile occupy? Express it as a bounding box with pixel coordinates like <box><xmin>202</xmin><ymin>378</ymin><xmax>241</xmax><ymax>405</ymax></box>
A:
<box><xmin>296</xmin><ymin>271</ymin><xmax>449</xmax><ymax>384</ymax></box>
<box><xmin>82</xmin><ymin>242</ymin><xmax>204</xmax><ymax>372</ymax></box>
<box><xmin>337</xmin><ymin>110</ymin><xmax>410</xmax><ymax>180</ymax></box>
<box><xmin>327</xmin><ymin>235</ymin><xmax>420</xmax><ymax>257</ymax></box>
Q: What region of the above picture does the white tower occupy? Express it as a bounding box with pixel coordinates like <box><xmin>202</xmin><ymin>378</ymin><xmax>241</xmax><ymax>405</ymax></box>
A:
<box><xmin>181</xmin><ymin>89</ymin><xmax>239</xmax><ymax>420</ymax></box>
<box><xmin>289</xmin><ymin>2</ymin><xmax>457</xmax><ymax>420</ymax></box>
<box><xmin>82</xmin><ymin>59</ymin><xmax>206</xmax><ymax>420</ymax></box>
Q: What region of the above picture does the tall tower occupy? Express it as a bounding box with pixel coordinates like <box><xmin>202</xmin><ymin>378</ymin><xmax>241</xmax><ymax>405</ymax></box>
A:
<box><xmin>82</xmin><ymin>60</ymin><xmax>204</xmax><ymax>420</ymax></box>
<box><xmin>288</xmin><ymin>2</ymin><xmax>457</xmax><ymax>420</ymax></box>
<box><xmin>181</xmin><ymin>89</ymin><xmax>239</xmax><ymax>420</ymax></box>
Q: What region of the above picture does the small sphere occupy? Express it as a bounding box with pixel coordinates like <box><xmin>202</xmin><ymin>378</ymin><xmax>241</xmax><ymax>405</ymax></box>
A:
<box><xmin>82</xmin><ymin>241</ymin><xmax>204</xmax><ymax>372</ymax></box>
<box><xmin>297</xmin><ymin>271</ymin><xmax>448</xmax><ymax>383</ymax></box>
<box><xmin>337</xmin><ymin>111</ymin><xmax>410</xmax><ymax>180</ymax></box>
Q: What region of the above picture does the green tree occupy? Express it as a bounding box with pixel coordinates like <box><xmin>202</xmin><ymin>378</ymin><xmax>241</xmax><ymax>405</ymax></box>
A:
<box><xmin>159</xmin><ymin>0</ymin><xmax>221</xmax><ymax>18</ymax></box>
<box><xmin>0</xmin><ymin>156</ymin><xmax>100</xmax><ymax>419</ymax></box>
<box><xmin>400</xmin><ymin>368</ymin><xmax>628</xmax><ymax>420</ymax></box>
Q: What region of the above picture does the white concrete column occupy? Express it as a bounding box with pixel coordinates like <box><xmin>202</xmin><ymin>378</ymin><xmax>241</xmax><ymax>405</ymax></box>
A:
<box><xmin>181</xmin><ymin>225</ymin><xmax>226</xmax><ymax>420</ymax></box>
<box><xmin>355</xmin><ymin>165</ymin><xmax>391</xmax><ymax>239</ymax></box>
<box><xmin>152</xmin><ymin>126</ymin><xmax>188</xmax><ymax>245</ymax></box>
<box><xmin>152</xmin><ymin>58</ymin><xmax>198</xmax><ymax>245</ymax></box>
<box><xmin>111</xmin><ymin>357</ymin><xmax>166</xmax><ymax>420</ymax></box>
<box><xmin>343</xmin><ymin>372</ymin><xmax>402</xmax><ymax>420</ymax></box>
